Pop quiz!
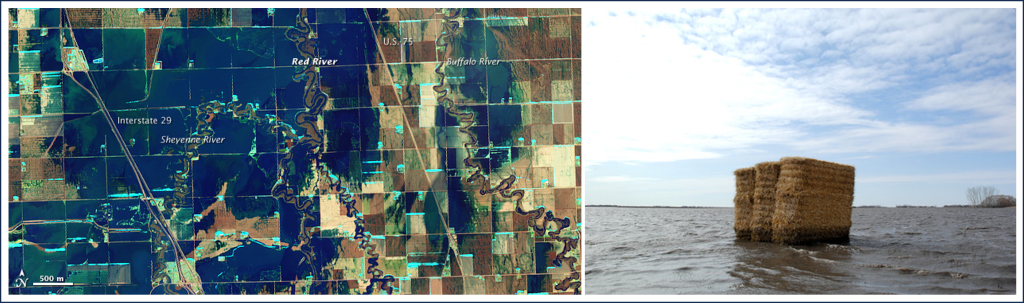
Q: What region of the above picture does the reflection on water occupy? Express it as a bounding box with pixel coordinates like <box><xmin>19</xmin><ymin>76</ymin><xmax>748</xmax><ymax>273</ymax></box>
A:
<box><xmin>585</xmin><ymin>207</ymin><xmax>1016</xmax><ymax>294</ymax></box>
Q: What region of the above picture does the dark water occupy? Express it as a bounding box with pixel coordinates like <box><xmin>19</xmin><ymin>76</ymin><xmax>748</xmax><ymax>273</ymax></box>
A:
<box><xmin>585</xmin><ymin>207</ymin><xmax>1017</xmax><ymax>294</ymax></box>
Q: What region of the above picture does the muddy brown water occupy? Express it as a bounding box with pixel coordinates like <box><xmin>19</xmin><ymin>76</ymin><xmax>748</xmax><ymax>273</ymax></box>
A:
<box><xmin>585</xmin><ymin>207</ymin><xmax>1016</xmax><ymax>294</ymax></box>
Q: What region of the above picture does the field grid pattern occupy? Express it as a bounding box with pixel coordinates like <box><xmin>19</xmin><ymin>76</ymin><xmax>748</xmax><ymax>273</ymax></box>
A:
<box><xmin>6</xmin><ymin>8</ymin><xmax>581</xmax><ymax>295</ymax></box>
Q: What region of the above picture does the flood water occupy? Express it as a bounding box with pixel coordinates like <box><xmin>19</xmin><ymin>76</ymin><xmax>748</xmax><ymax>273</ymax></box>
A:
<box><xmin>585</xmin><ymin>207</ymin><xmax>1017</xmax><ymax>294</ymax></box>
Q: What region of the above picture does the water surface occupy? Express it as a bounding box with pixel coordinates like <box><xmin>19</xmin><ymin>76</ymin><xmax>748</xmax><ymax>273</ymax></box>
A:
<box><xmin>585</xmin><ymin>207</ymin><xmax>1017</xmax><ymax>294</ymax></box>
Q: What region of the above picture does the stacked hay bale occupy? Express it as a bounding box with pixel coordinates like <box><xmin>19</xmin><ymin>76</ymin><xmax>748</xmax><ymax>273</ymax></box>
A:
<box><xmin>771</xmin><ymin>157</ymin><xmax>856</xmax><ymax>245</ymax></box>
<box><xmin>750</xmin><ymin>161</ymin><xmax>781</xmax><ymax>242</ymax></box>
<box><xmin>733</xmin><ymin>167</ymin><xmax>757</xmax><ymax>240</ymax></box>
<box><xmin>733</xmin><ymin>157</ymin><xmax>855</xmax><ymax>245</ymax></box>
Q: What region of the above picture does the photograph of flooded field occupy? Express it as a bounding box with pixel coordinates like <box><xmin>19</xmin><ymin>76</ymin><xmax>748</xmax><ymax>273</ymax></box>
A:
<box><xmin>584</xmin><ymin>7</ymin><xmax>1019</xmax><ymax>295</ymax></box>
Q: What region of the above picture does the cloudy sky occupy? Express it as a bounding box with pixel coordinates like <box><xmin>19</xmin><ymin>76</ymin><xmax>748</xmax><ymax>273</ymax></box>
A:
<box><xmin>584</xmin><ymin>8</ymin><xmax>1020</xmax><ymax>207</ymax></box>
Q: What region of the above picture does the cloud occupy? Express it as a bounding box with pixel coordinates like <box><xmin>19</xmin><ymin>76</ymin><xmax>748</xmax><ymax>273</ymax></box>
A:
<box><xmin>585</xmin><ymin>8</ymin><xmax>1017</xmax><ymax>165</ymax></box>
<box><xmin>590</xmin><ymin>175</ymin><xmax>656</xmax><ymax>183</ymax></box>
<box><xmin>859</xmin><ymin>170</ymin><xmax>1017</xmax><ymax>184</ymax></box>
<box><xmin>658</xmin><ymin>176</ymin><xmax>737</xmax><ymax>195</ymax></box>
<box><xmin>669</xmin><ymin>9</ymin><xmax>1016</xmax><ymax>77</ymax></box>
<box><xmin>590</xmin><ymin>175</ymin><xmax>735</xmax><ymax>195</ymax></box>
<box><xmin>586</xmin><ymin>12</ymin><xmax>870</xmax><ymax>165</ymax></box>
<box><xmin>794</xmin><ymin>76</ymin><xmax>1017</xmax><ymax>153</ymax></box>
<box><xmin>791</xmin><ymin>120</ymin><xmax>1014</xmax><ymax>153</ymax></box>
<box><xmin>905</xmin><ymin>77</ymin><xmax>1017</xmax><ymax>116</ymax></box>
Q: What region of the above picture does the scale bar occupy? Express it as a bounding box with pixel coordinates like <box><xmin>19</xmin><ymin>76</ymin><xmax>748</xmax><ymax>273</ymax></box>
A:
<box><xmin>33</xmin><ymin>282</ymin><xmax>73</xmax><ymax>286</ymax></box>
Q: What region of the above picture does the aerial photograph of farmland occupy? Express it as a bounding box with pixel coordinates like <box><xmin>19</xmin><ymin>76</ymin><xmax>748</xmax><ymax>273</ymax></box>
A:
<box><xmin>5</xmin><ymin>6</ymin><xmax>581</xmax><ymax>295</ymax></box>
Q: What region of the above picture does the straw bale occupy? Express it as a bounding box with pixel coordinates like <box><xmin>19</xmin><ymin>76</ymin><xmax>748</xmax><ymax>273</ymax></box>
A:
<box><xmin>771</xmin><ymin>157</ymin><xmax>855</xmax><ymax>245</ymax></box>
<box><xmin>733</xmin><ymin>167</ymin><xmax>756</xmax><ymax>240</ymax></box>
<box><xmin>750</xmin><ymin>161</ymin><xmax>780</xmax><ymax>242</ymax></box>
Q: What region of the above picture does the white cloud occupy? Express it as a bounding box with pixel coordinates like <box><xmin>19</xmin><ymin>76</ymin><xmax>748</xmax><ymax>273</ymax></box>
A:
<box><xmin>905</xmin><ymin>77</ymin><xmax>1017</xmax><ymax>116</ymax></box>
<box><xmin>791</xmin><ymin>119</ymin><xmax>1014</xmax><ymax>153</ymax></box>
<box><xmin>590</xmin><ymin>175</ymin><xmax>735</xmax><ymax>195</ymax></box>
<box><xmin>794</xmin><ymin>77</ymin><xmax>1017</xmax><ymax>153</ymax></box>
<box><xmin>658</xmin><ymin>176</ymin><xmax>737</xmax><ymax>195</ymax></box>
<box><xmin>586</xmin><ymin>12</ymin><xmax>870</xmax><ymax>165</ymax></box>
<box><xmin>859</xmin><ymin>170</ymin><xmax>1017</xmax><ymax>184</ymax></box>
<box><xmin>590</xmin><ymin>175</ymin><xmax>656</xmax><ymax>183</ymax></box>
<box><xmin>585</xmin><ymin>8</ymin><xmax>1017</xmax><ymax>165</ymax></box>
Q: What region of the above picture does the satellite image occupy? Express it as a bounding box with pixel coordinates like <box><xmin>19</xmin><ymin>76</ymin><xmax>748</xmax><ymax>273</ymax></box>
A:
<box><xmin>6</xmin><ymin>7</ymin><xmax>581</xmax><ymax>295</ymax></box>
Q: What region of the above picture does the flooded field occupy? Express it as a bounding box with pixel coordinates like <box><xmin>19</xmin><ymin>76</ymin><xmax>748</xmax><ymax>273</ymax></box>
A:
<box><xmin>585</xmin><ymin>207</ymin><xmax>1017</xmax><ymax>294</ymax></box>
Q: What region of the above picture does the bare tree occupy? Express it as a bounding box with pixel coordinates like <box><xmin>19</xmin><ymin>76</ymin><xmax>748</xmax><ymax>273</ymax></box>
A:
<box><xmin>981</xmin><ymin>195</ymin><xmax>1016</xmax><ymax>208</ymax></box>
<box><xmin>966</xmin><ymin>186</ymin><xmax>999</xmax><ymax>207</ymax></box>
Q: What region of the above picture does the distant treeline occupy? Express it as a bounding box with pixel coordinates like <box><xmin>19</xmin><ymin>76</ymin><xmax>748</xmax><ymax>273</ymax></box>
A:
<box><xmin>949</xmin><ymin>195</ymin><xmax>1017</xmax><ymax>208</ymax></box>
<box><xmin>978</xmin><ymin>195</ymin><xmax>1016</xmax><ymax>208</ymax></box>
<box><xmin>591</xmin><ymin>203</ymin><xmax>1014</xmax><ymax>209</ymax></box>
<box><xmin>853</xmin><ymin>205</ymin><xmax>939</xmax><ymax>208</ymax></box>
<box><xmin>850</xmin><ymin>203</ymin><xmax>1015</xmax><ymax>208</ymax></box>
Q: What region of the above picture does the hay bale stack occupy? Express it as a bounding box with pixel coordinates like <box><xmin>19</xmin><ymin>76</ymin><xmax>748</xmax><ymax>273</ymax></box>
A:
<box><xmin>733</xmin><ymin>167</ymin><xmax>756</xmax><ymax>240</ymax></box>
<box><xmin>750</xmin><ymin>161</ymin><xmax>781</xmax><ymax>242</ymax></box>
<box><xmin>771</xmin><ymin>157</ymin><xmax>855</xmax><ymax>245</ymax></box>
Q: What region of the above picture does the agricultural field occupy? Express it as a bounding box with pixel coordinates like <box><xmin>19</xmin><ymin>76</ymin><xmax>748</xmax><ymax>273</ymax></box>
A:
<box><xmin>6</xmin><ymin>7</ymin><xmax>581</xmax><ymax>295</ymax></box>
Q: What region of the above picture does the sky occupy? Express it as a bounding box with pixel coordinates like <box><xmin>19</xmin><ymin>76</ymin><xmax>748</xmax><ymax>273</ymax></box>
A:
<box><xmin>584</xmin><ymin>8</ymin><xmax>1020</xmax><ymax>207</ymax></box>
